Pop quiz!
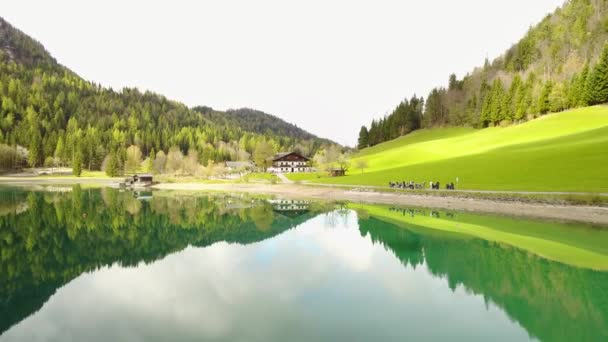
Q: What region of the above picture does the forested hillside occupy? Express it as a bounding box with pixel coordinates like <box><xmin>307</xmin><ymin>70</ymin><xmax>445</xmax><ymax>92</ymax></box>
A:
<box><xmin>359</xmin><ymin>0</ymin><xmax>608</xmax><ymax>148</ymax></box>
<box><xmin>194</xmin><ymin>107</ymin><xmax>324</xmax><ymax>142</ymax></box>
<box><xmin>0</xmin><ymin>17</ymin><xmax>335</xmax><ymax>174</ymax></box>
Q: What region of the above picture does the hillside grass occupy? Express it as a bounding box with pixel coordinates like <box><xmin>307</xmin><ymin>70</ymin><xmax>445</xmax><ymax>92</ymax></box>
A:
<box><xmin>351</xmin><ymin>203</ymin><xmax>608</xmax><ymax>271</ymax></box>
<box><xmin>289</xmin><ymin>106</ymin><xmax>608</xmax><ymax>192</ymax></box>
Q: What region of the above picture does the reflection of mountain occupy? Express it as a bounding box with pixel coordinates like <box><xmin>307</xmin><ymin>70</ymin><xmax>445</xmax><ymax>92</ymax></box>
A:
<box><xmin>0</xmin><ymin>188</ymin><xmax>323</xmax><ymax>336</ymax></box>
<box><xmin>359</xmin><ymin>215</ymin><xmax>608</xmax><ymax>342</ymax></box>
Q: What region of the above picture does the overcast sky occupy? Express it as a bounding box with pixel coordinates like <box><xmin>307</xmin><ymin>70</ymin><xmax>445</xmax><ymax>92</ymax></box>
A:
<box><xmin>3</xmin><ymin>0</ymin><xmax>564</xmax><ymax>146</ymax></box>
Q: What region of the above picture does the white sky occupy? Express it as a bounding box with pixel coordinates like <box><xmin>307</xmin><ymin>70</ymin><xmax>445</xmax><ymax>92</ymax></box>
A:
<box><xmin>2</xmin><ymin>0</ymin><xmax>564</xmax><ymax>146</ymax></box>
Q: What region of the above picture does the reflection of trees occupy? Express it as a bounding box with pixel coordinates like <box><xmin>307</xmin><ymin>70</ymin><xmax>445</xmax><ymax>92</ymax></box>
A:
<box><xmin>250</xmin><ymin>205</ymin><xmax>274</xmax><ymax>231</ymax></box>
<box><xmin>358</xmin><ymin>215</ymin><xmax>608</xmax><ymax>342</ymax></box>
<box><xmin>0</xmin><ymin>188</ymin><xmax>322</xmax><ymax>336</ymax></box>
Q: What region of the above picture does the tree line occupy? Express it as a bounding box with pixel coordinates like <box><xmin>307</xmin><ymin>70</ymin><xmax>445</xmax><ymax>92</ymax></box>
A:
<box><xmin>0</xmin><ymin>17</ymin><xmax>337</xmax><ymax>174</ymax></box>
<box><xmin>358</xmin><ymin>0</ymin><xmax>608</xmax><ymax>149</ymax></box>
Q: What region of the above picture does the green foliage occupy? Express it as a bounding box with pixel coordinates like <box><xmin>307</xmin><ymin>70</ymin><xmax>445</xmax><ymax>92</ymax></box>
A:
<box><xmin>586</xmin><ymin>44</ymin><xmax>608</xmax><ymax>105</ymax></box>
<box><xmin>366</xmin><ymin>96</ymin><xmax>423</xmax><ymax>146</ymax></box>
<box><xmin>357</xmin><ymin>126</ymin><xmax>369</xmax><ymax>150</ymax></box>
<box><xmin>549</xmin><ymin>82</ymin><xmax>567</xmax><ymax>113</ymax></box>
<box><xmin>253</xmin><ymin>140</ymin><xmax>275</xmax><ymax>170</ymax></box>
<box><xmin>72</xmin><ymin>150</ymin><xmax>82</xmax><ymax>176</ymax></box>
<box><xmin>537</xmin><ymin>81</ymin><xmax>552</xmax><ymax>115</ymax></box>
<box><xmin>360</xmin><ymin>0</ymin><xmax>608</xmax><ymax>141</ymax></box>
<box><xmin>0</xmin><ymin>144</ymin><xmax>19</xmax><ymax>170</ymax></box>
<box><xmin>0</xmin><ymin>17</ymin><xmax>337</xmax><ymax>173</ymax></box>
<box><xmin>105</xmin><ymin>152</ymin><xmax>120</xmax><ymax>177</ymax></box>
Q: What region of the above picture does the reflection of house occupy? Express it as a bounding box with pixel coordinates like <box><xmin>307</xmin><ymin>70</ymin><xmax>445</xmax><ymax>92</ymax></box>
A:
<box><xmin>267</xmin><ymin>199</ymin><xmax>311</xmax><ymax>218</ymax></box>
<box><xmin>225</xmin><ymin>161</ymin><xmax>255</xmax><ymax>171</ymax></box>
<box><xmin>267</xmin><ymin>152</ymin><xmax>312</xmax><ymax>173</ymax></box>
<box><xmin>133</xmin><ymin>191</ymin><xmax>153</xmax><ymax>201</ymax></box>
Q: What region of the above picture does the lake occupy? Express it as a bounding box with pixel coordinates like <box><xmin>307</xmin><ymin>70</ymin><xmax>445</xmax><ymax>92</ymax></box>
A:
<box><xmin>0</xmin><ymin>186</ymin><xmax>607</xmax><ymax>341</ymax></box>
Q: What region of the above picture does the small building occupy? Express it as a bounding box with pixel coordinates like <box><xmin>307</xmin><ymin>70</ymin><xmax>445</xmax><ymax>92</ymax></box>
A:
<box><xmin>327</xmin><ymin>168</ymin><xmax>346</xmax><ymax>177</ymax></box>
<box><xmin>123</xmin><ymin>174</ymin><xmax>154</xmax><ymax>188</ymax></box>
<box><xmin>267</xmin><ymin>152</ymin><xmax>312</xmax><ymax>173</ymax></box>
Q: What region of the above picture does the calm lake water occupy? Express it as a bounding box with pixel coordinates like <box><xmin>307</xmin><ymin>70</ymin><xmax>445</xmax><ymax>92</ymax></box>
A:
<box><xmin>0</xmin><ymin>186</ymin><xmax>607</xmax><ymax>342</ymax></box>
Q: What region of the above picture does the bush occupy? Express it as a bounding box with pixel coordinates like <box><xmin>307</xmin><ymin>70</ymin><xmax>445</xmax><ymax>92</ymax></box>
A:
<box><xmin>44</xmin><ymin>156</ymin><xmax>55</xmax><ymax>167</ymax></box>
<box><xmin>499</xmin><ymin>120</ymin><xmax>512</xmax><ymax>127</ymax></box>
<box><xmin>0</xmin><ymin>144</ymin><xmax>19</xmax><ymax>171</ymax></box>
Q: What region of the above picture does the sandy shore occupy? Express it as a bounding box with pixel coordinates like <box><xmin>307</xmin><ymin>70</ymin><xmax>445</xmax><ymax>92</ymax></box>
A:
<box><xmin>152</xmin><ymin>182</ymin><xmax>608</xmax><ymax>225</ymax></box>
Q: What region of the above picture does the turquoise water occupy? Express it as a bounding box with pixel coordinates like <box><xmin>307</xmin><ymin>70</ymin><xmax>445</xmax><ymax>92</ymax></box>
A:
<box><xmin>0</xmin><ymin>187</ymin><xmax>606</xmax><ymax>341</ymax></box>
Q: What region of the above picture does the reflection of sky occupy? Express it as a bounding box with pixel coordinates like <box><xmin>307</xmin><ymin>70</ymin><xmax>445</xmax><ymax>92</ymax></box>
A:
<box><xmin>1</xmin><ymin>211</ymin><xmax>534</xmax><ymax>342</ymax></box>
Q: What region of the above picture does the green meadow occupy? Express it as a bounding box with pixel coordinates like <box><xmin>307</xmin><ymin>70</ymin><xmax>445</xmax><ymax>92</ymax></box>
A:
<box><xmin>351</xmin><ymin>203</ymin><xmax>608</xmax><ymax>271</ymax></box>
<box><xmin>289</xmin><ymin>106</ymin><xmax>608</xmax><ymax>192</ymax></box>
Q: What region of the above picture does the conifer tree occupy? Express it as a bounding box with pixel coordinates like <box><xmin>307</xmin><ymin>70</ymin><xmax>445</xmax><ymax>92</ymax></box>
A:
<box><xmin>586</xmin><ymin>44</ymin><xmax>608</xmax><ymax>105</ymax></box>
<box><xmin>489</xmin><ymin>79</ymin><xmax>505</xmax><ymax>124</ymax></box>
<box><xmin>549</xmin><ymin>82</ymin><xmax>566</xmax><ymax>113</ymax></box>
<box><xmin>357</xmin><ymin>126</ymin><xmax>369</xmax><ymax>150</ymax></box>
<box><xmin>507</xmin><ymin>75</ymin><xmax>523</xmax><ymax>120</ymax></box>
<box><xmin>514</xmin><ymin>77</ymin><xmax>531</xmax><ymax>120</ymax></box>
<box><xmin>538</xmin><ymin>81</ymin><xmax>552</xmax><ymax>114</ymax></box>
<box><xmin>577</xmin><ymin>64</ymin><xmax>590</xmax><ymax>106</ymax></box>
<box><xmin>54</xmin><ymin>137</ymin><xmax>65</xmax><ymax>166</ymax></box>
<box><xmin>105</xmin><ymin>152</ymin><xmax>120</xmax><ymax>177</ymax></box>
<box><xmin>26</xmin><ymin>106</ymin><xmax>41</xmax><ymax>167</ymax></box>
<box><xmin>73</xmin><ymin>149</ymin><xmax>83</xmax><ymax>177</ymax></box>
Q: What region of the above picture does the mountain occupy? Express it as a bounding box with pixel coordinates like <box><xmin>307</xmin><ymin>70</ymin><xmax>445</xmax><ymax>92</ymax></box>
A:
<box><xmin>193</xmin><ymin>106</ymin><xmax>324</xmax><ymax>142</ymax></box>
<box><xmin>359</xmin><ymin>0</ymin><xmax>608</xmax><ymax>148</ymax></box>
<box><xmin>0</xmin><ymin>18</ymin><xmax>58</xmax><ymax>69</ymax></box>
<box><xmin>0</xmin><ymin>17</ymin><xmax>337</xmax><ymax>171</ymax></box>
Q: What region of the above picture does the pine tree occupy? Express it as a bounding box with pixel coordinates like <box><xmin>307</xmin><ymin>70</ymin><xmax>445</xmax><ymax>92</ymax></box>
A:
<box><xmin>54</xmin><ymin>137</ymin><xmax>65</xmax><ymax>166</ymax></box>
<box><xmin>26</xmin><ymin>106</ymin><xmax>41</xmax><ymax>167</ymax></box>
<box><xmin>489</xmin><ymin>79</ymin><xmax>505</xmax><ymax>124</ymax></box>
<box><xmin>514</xmin><ymin>77</ymin><xmax>531</xmax><ymax>120</ymax></box>
<box><xmin>73</xmin><ymin>150</ymin><xmax>83</xmax><ymax>177</ymax></box>
<box><xmin>586</xmin><ymin>44</ymin><xmax>608</xmax><ymax>105</ymax></box>
<box><xmin>146</xmin><ymin>148</ymin><xmax>155</xmax><ymax>173</ymax></box>
<box><xmin>357</xmin><ymin>126</ymin><xmax>369</xmax><ymax>150</ymax></box>
<box><xmin>105</xmin><ymin>152</ymin><xmax>119</xmax><ymax>177</ymax></box>
<box><xmin>507</xmin><ymin>75</ymin><xmax>523</xmax><ymax>120</ymax></box>
<box><xmin>549</xmin><ymin>82</ymin><xmax>566</xmax><ymax>113</ymax></box>
<box><xmin>28</xmin><ymin>132</ymin><xmax>42</xmax><ymax>167</ymax></box>
<box><xmin>577</xmin><ymin>64</ymin><xmax>590</xmax><ymax>106</ymax></box>
<box><xmin>538</xmin><ymin>81</ymin><xmax>552</xmax><ymax>115</ymax></box>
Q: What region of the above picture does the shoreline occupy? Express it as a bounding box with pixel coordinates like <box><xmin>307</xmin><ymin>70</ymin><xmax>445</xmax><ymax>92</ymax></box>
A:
<box><xmin>151</xmin><ymin>182</ymin><xmax>608</xmax><ymax>226</ymax></box>
<box><xmin>0</xmin><ymin>178</ymin><xmax>606</xmax><ymax>225</ymax></box>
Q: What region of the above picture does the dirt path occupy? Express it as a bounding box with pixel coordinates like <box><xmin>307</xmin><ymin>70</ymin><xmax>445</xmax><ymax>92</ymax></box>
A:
<box><xmin>276</xmin><ymin>173</ymin><xmax>293</xmax><ymax>184</ymax></box>
<box><xmin>152</xmin><ymin>183</ymin><xmax>608</xmax><ymax>225</ymax></box>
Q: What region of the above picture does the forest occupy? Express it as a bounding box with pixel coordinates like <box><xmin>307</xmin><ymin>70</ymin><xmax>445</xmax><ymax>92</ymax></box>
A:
<box><xmin>0</xmin><ymin>17</ymin><xmax>338</xmax><ymax>175</ymax></box>
<box><xmin>359</xmin><ymin>0</ymin><xmax>608</xmax><ymax>149</ymax></box>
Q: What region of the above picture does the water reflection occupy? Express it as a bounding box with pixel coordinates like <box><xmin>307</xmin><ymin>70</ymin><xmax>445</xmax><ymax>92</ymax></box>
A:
<box><xmin>0</xmin><ymin>187</ymin><xmax>606</xmax><ymax>341</ymax></box>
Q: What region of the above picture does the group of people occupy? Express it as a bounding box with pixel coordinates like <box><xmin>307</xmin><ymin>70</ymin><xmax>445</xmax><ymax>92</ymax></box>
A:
<box><xmin>431</xmin><ymin>181</ymin><xmax>456</xmax><ymax>190</ymax></box>
<box><xmin>389</xmin><ymin>180</ymin><xmax>456</xmax><ymax>190</ymax></box>
<box><xmin>389</xmin><ymin>181</ymin><xmax>425</xmax><ymax>190</ymax></box>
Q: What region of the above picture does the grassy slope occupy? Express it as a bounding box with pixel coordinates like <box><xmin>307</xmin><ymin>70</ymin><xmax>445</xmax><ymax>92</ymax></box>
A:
<box><xmin>289</xmin><ymin>106</ymin><xmax>608</xmax><ymax>192</ymax></box>
<box><xmin>351</xmin><ymin>203</ymin><xmax>608</xmax><ymax>271</ymax></box>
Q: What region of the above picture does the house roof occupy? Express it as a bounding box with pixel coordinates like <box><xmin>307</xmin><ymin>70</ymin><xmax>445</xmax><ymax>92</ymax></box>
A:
<box><xmin>270</xmin><ymin>151</ymin><xmax>310</xmax><ymax>161</ymax></box>
<box><xmin>135</xmin><ymin>173</ymin><xmax>154</xmax><ymax>177</ymax></box>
